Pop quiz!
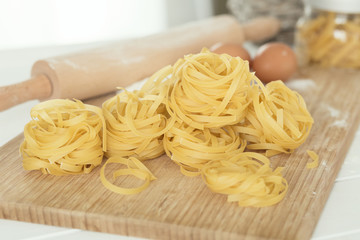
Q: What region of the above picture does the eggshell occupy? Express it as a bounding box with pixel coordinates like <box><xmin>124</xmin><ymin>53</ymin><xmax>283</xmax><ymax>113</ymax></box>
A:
<box><xmin>252</xmin><ymin>42</ymin><xmax>297</xmax><ymax>83</ymax></box>
<box><xmin>210</xmin><ymin>43</ymin><xmax>252</xmax><ymax>63</ymax></box>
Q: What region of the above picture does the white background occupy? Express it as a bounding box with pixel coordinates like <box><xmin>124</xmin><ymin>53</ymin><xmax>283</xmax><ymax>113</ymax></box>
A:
<box><xmin>0</xmin><ymin>0</ymin><xmax>213</xmax><ymax>51</ymax></box>
<box><xmin>0</xmin><ymin>0</ymin><xmax>360</xmax><ymax>239</ymax></box>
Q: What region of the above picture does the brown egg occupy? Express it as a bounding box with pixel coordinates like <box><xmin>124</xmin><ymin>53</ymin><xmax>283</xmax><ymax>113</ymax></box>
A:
<box><xmin>210</xmin><ymin>42</ymin><xmax>252</xmax><ymax>64</ymax></box>
<box><xmin>252</xmin><ymin>42</ymin><xmax>297</xmax><ymax>83</ymax></box>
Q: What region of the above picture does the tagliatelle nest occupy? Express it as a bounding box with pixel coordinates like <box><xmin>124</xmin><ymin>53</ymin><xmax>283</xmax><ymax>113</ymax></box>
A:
<box><xmin>234</xmin><ymin>80</ymin><xmax>313</xmax><ymax>157</ymax></box>
<box><xmin>164</xmin><ymin>122</ymin><xmax>246</xmax><ymax>176</ymax></box>
<box><xmin>20</xmin><ymin>99</ymin><xmax>105</xmax><ymax>175</ymax></box>
<box><xmin>167</xmin><ymin>50</ymin><xmax>256</xmax><ymax>129</ymax></box>
<box><xmin>201</xmin><ymin>152</ymin><xmax>288</xmax><ymax>207</ymax></box>
<box><xmin>102</xmin><ymin>89</ymin><xmax>174</xmax><ymax>160</ymax></box>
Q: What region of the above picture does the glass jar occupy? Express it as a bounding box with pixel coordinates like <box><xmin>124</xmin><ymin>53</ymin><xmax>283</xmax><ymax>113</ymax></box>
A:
<box><xmin>295</xmin><ymin>0</ymin><xmax>360</xmax><ymax>68</ymax></box>
<box><xmin>227</xmin><ymin>0</ymin><xmax>304</xmax><ymax>45</ymax></box>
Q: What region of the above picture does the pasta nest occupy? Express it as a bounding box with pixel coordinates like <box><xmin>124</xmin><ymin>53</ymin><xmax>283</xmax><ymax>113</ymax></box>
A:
<box><xmin>201</xmin><ymin>152</ymin><xmax>288</xmax><ymax>207</ymax></box>
<box><xmin>234</xmin><ymin>80</ymin><xmax>314</xmax><ymax>156</ymax></box>
<box><xmin>164</xmin><ymin>122</ymin><xmax>246</xmax><ymax>176</ymax></box>
<box><xmin>20</xmin><ymin>99</ymin><xmax>105</xmax><ymax>175</ymax></box>
<box><xmin>102</xmin><ymin>90</ymin><xmax>174</xmax><ymax>160</ymax></box>
<box><xmin>167</xmin><ymin>49</ymin><xmax>255</xmax><ymax>129</ymax></box>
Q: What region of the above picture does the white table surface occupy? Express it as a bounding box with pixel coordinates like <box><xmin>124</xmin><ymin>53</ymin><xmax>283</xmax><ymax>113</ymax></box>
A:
<box><xmin>0</xmin><ymin>44</ymin><xmax>359</xmax><ymax>240</ymax></box>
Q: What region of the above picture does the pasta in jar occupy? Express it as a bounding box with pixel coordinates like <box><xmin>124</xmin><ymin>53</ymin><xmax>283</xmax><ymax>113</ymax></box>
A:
<box><xmin>295</xmin><ymin>1</ymin><xmax>360</xmax><ymax>68</ymax></box>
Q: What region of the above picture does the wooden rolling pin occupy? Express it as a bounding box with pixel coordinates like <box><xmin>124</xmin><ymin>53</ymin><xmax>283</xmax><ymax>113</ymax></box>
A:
<box><xmin>0</xmin><ymin>15</ymin><xmax>280</xmax><ymax>111</ymax></box>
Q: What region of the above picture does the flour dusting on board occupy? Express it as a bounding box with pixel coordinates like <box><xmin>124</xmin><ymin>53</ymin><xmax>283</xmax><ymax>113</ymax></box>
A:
<box><xmin>320</xmin><ymin>103</ymin><xmax>348</xmax><ymax>128</ymax></box>
<box><xmin>330</xmin><ymin>110</ymin><xmax>348</xmax><ymax>128</ymax></box>
<box><xmin>331</xmin><ymin>118</ymin><xmax>348</xmax><ymax>128</ymax></box>
<box><xmin>322</xmin><ymin>103</ymin><xmax>340</xmax><ymax>118</ymax></box>
<box><xmin>327</xmin><ymin>106</ymin><xmax>340</xmax><ymax>118</ymax></box>
<box><xmin>286</xmin><ymin>79</ymin><xmax>316</xmax><ymax>91</ymax></box>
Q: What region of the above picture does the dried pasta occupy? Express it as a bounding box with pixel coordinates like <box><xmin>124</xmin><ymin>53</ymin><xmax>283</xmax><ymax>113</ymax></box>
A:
<box><xmin>296</xmin><ymin>11</ymin><xmax>360</xmax><ymax>68</ymax></box>
<box><xmin>234</xmin><ymin>80</ymin><xmax>314</xmax><ymax>157</ymax></box>
<box><xmin>164</xmin><ymin>123</ymin><xmax>246</xmax><ymax>176</ymax></box>
<box><xmin>166</xmin><ymin>50</ymin><xmax>255</xmax><ymax>129</ymax></box>
<box><xmin>100</xmin><ymin>66</ymin><xmax>175</xmax><ymax>194</ymax></box>
<box><xmin>102</xmin><ymin>88</ymin><xmax>174</xmax><ymax>160</ymax></box>
<box><xmin>201</xmin><ymin>152</ymin><xmax>288</xmax><ymax>207</ymax></box>
<box><xmin>100</xmin><ymin>156</ymin><xmax>156</xmax><ymax>195</ymax></box>
<box><xmin>21</xmin><ymin>49</ymin><xmax>314</xmax><ymax>207</ymax></box>
<box><xmin>98</xmin><ymin>49</ymin><xmax>312</xmax><ymax>206</ymax></box>
<box><xmin>306</xmin><ymin>150</ymin><xmax>319</xmax><ymax>169</ymax></box>
<box><xmin>20</xmin><ymin>99</ymin><xmax>106</xmax><ymax>175</ymax></box>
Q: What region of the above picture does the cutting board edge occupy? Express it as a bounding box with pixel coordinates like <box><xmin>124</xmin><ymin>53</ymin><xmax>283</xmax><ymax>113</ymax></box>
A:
<box><xmin>300</xmin><ymin>109</ymin><xmax>360</xmax><ymax>240</ymax></box>
<box><xmin>0</xmin><ymin>200</ymin><xmax>259</xmax><ymax>240</ymax></box>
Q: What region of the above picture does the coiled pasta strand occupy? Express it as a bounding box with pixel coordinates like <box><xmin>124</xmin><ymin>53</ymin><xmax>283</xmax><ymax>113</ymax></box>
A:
<box><xmin>20</xmin><ymin>99</ymin><xmax>106</xmax><ymax>175</ymax></box>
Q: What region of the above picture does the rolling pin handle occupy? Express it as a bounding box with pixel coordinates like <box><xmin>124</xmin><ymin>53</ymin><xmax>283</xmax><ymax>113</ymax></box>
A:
<box><xmin>0</xmin><ymin>74</ymin><xmax>52</xmax><ymax>112</ymax></box>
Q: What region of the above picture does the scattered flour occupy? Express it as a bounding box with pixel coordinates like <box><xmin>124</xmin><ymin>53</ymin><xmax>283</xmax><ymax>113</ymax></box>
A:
<box><xmin>47</xmin><ymin>58</ymin><xmax>88</xmax><ymax>72</ymax></box>
<box><xmin>320</xmin><ymin>103</ymin><xmax>348</xmax><ymax>128</ymax></box>
<box><xmin>63</xmin><ymin>59</ymin><xmax>80</xmax><ymax>69</ymax></box>
<box><xmin>46</xmin><ymin>59</ymin><xmax>59</xmax><ymax>70</ymax></box>
<box><xmin>328</xmin><ymin>107</ymin><xmax>340</xmax><ymax>118</ymax></box>
<box><xmin>322</xmin><ymin>103</ymin><xmax>340</xmax><ymax>118</ymax></box>
<box><xmin>330</xmin><ymin>112</ymin><xmax>348</xmax><ymax>128</ymax></box>
<box><xmin>331</xmin><ymin>119</ymin><xmax>348</xmax><ymax>128</ymax></box>
<box><xmin>63</xmin><ymin>59</ymin><xmax>88</xmax><ymax>72</ymax></box>
<box><xmin>120</xmin><ymin>55</ymin><xmax>145</xmax><ymax>65</ymax></box>
<box><xmin>285</xmin><ymin>78</ymin><xmax>316</xmax><ymax>91</ymax></box>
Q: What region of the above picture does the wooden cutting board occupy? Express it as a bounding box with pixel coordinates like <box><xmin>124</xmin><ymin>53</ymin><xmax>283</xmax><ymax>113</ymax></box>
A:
<box><xmin>0</xmin><ymin>67</ymin><xmax>360</xmax><ymax>240</ymax></box>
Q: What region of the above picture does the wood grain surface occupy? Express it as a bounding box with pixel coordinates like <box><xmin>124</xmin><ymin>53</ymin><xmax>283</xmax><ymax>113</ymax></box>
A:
<box><xmin>0</xmin><ymin>67</ymin><xmax>360</xmax><ymax>240</ymax></box>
